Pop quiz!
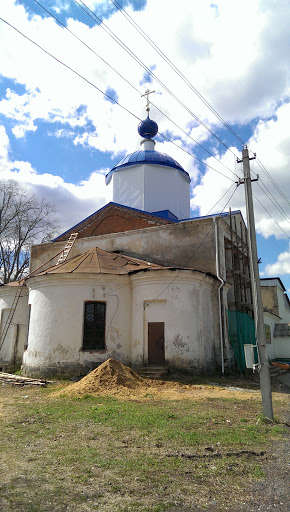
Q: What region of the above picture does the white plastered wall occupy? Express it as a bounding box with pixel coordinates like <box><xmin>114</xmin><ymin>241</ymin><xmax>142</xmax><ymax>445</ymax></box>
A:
<box><xmin>264</xmin><ymin>285</ymin><xmax>290</xmax><ymax>360</ymax></box>
<box><xmin>130</xmin><ymin>270</ymin><xmax>221</xmax><ymax>371</ymax></box>
<box><xmin>106</xmin><ymin>163</ymin><xmax>190</xmax><ymax>220</ymax></box>
<box><xmin>108</xmin><ymin>165</ymin><xmax>145</xmax><ymax>211</ymax></box>
<box><xmin>21</xmin><ymin>267</ymin><xmax>223</xmax><ymax>376</ymax></box>
<box><xmin>143</xmin><ymin>164</ymin><xmax>190</xmax><ymax>220</ymax></box>
<box><xmin>0</xmin><ymin>285</ymin><xmax>29</xmax><ymax>369</ymax></box>
<box><xmin>22</xmin><ymin>273</ymin><xmax>132</xmax><ymax>377</ymax></box>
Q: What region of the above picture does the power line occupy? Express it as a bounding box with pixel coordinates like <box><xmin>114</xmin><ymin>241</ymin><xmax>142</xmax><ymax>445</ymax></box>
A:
<box><xmin>255</xmin><ymin>157</ymin><xmax>290</xmax><ymax>209</ymax></box>
<box><xmin>108</xmin><ymin>0</ymin><xmax>290</xmax><ymax>214</ymax></box>
<box><xmin>72</xmin><ymin>0</ymin><xmax>240</xmax><ymax>159</ymax></box>
<box><xmin>29</xmin><ymin>0</ymin><xmax>289</xmax><ymax>218</ymax></box>
<box><xmin>0</xmin><ymin>18</ymin><xmax>141</xmax><ymax>120</ymax></box>
<box><xmin>32</xmin><ymin>0</ymin><xmax>141</xmax><ymax>96</ymax></box>
<box><xmin>249</xmin><ymin>161</ymin><xmax>290</xmax><ymax>223</ymax></box>
<box><xmin>244</xmin><ymin>148</ymin><xmax>290</xmax><ymax>213</ymax></box>
<box><xmin>3</xmin><ymin>14</ymin><xmax>288</xmax><ymax>238</ymax></box>
<box><xmin>206</xmin><ymin>184</ymin><xmax>237</xmax><ymax>216</ymax></box>
<box><xmin>159</xmin><ymin>133</ymin><xmax>236</xmax><ymax>182</ymax></box>
<box><xmin>151</xmin><ymin>101</ymin><xmax>237</xmax><ymax>177</ymax></box>
<box><xmin>109</xmin><ymin>0</ymin><xmax>245</xmax><ymax>147</ymax></box>
<box><xmin>252</xmin><ymin>192</ymin><xmax>290</xmax><ymax>240</ymax></box>
<box><xmin>30</xmin><ymin>0</ymin><xmax>239</xmax><ymax>180</ymax></box>
<box><xmin>4</xmin><ymin>10</ymin><xmax>287</xmax><ymax>217</ymax></box>
<box><xmin>256</xmin><ymin>181</ymin><xmax>290</xmax><ymax>225</ymax></box>
<box><xmin>0</xmin><ymin>16</ymin><xmax>236</xmax><ymax>183</ymax></box>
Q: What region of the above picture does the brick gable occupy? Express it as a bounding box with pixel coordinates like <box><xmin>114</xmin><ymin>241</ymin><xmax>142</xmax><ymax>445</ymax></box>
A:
<box><xmin>55</xmin><ymin>203</ymin><xmax>174</xmax><ymax>242</ymax></box>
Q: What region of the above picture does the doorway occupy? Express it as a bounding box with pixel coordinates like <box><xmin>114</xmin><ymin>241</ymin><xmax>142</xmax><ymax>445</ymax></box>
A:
<box><xmin>148</xmin><ymin>322</ymin><xmax>165</xmax><ymax>366</ymax></box>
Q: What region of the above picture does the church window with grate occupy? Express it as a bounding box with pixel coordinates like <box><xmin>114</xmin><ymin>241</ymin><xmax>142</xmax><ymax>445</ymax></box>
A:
<box><xmin>83</xmin><ymin>301</ymin><xmax>106</xmax><ymax>350</ymax></box>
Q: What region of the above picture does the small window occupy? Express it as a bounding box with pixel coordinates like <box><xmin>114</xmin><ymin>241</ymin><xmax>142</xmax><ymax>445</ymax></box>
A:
<box><xmin>274</xmin><ymin>323</ymin><xmax>290</xmax><ymax>337</ymax></box>
<box><xmin>83</xmin><ymin>301</ymin><xmax>106</xmax><ymax>350</ymax></box>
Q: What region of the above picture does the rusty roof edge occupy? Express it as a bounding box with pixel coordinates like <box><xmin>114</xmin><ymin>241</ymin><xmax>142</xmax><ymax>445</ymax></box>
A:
<box><xmin>128</xmin><ymin>266</ymin><xmax>220</xmax><ymax>281</ymax></box>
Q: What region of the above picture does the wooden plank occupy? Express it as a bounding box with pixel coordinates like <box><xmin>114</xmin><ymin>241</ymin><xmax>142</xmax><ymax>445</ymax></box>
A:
<box><xmin>0</xmin><ymin>372</ymin><xmax>53</xmax><ymax>386</ymax></box>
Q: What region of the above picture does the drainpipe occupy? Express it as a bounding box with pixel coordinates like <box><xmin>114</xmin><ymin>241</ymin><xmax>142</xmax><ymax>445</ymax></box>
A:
<box><xmin>213</xmin><ymin>216</ymin><xmax>225</xmax><ymax>374</ymax></box>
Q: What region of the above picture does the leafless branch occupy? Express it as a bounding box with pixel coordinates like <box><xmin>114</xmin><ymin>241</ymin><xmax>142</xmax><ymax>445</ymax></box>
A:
<box><xmin>0</xmin><ymin>180</ymin><xmax>59</xmax><ymax>283</ymax></box>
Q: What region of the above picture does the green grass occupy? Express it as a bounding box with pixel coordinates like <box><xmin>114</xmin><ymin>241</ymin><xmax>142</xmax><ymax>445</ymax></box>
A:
<box><xmin>0</xmin><ymin>386</ymin><xmax>288</xmax><ymax>512</ymax></box>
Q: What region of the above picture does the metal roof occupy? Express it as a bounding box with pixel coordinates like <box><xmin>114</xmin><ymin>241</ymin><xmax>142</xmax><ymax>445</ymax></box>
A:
<box><xmin>106</xmin><ymin>150</ymin><xmax>190</xmax><ymax>184</ymax></box>
<box><xmin>34</xmin><ymin>247</ymin><xmax>165</xmax><ymax>276</ymax></box>
<box><xmin>30</xmin><ymin>247</ymin><xmax>219</xmax><ymax>281</ymax></box>
<box><xmin>260</xmin><ymin>277</ymin><xmax>286</xmax><ymax>292</ymax></box>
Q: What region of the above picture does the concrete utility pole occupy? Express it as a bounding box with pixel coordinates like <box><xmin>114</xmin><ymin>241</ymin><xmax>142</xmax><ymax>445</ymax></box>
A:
<box><xmin>237</xmin><ymin>146</ymin><xmax>273</xmax><ymax>421</ymax></box>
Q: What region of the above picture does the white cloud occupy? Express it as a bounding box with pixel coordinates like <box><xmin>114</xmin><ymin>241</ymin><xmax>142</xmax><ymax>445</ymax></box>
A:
<box><xmin>0</xmin><ymin>0</ymin><xmax>289</xmax><ymax>153</ymax></box>
<box><xmin>0</xmin><ymin>126</ymin><xmax>107</xmax><ymax>234</ymax></box>
<box><xmin>191</xmin><ymin>101</ymin><xmax>290</xmax><ymax>239</ymax></box>
<box><xmin>0</xmin><ymin>125</ymin><xmax>10</xmax><ymax>161</ymax></box>
<box><xmin>265</xmin><ymin>243</ymin><xmax>290</xmax><ymax>277</ymax></box>
<box><xmin>0</xmin><ymin>0</ymin><xmax>289</xmax><ymax>242</ymax></box>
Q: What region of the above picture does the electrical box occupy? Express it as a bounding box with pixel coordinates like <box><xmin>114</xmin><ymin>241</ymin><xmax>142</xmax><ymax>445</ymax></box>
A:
<box><xmin>244</xmin><ymin>344</ymin><xmax>255</xmax><ymax>369</ymax></box>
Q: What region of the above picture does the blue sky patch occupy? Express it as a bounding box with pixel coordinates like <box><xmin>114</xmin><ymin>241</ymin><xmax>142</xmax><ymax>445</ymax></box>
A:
<box><xmin>104</xmin><ymin>87</ymin><xmax>119</xmax><ymax>104</ymax></box>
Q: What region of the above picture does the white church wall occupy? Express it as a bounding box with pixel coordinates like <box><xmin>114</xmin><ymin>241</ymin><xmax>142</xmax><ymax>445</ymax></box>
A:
<box><xmin>143</xmin><ymin>165</ymin><xmax>190</xmax><ymax>220</ymax></box>
<box><xmin>107</xmin><ymin>163</ymin><xmax>190</xmax><ymax>221</ymax></box>
<box><xmin>143</xmin><ymin>164</ymin><xmax>176</xmax><ymax>215</ymax></box>
<box><xmin>22</xmin><ymin>274</ymin><xmax>132</xmax><ymax>377</ymax></box>
<box><xmin>108</xmin><ymin>165</ymin><xmax>145</xmax><ymax>211</ymax></box>
<box><xmin>0</xmin><ymin>285</ymin><xmax>29</xmax><ymax>371</ymax></box>
<box><xmin>177</xmin><ymin>171</ymin><xmax>191</xmax><ymax>220</ymax></box>
<box><xmin>130</xmin><ymin>270</ymin><xmax>221</xmax><ymax>371</ymax></box>
<box><xmin>19</xmin><ymin>267</ymin><xmax>225</xmax><ymax>377</ymax></box>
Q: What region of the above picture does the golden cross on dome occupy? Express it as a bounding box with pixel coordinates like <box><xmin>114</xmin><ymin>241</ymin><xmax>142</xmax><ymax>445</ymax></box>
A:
<box><xmin>141</xmin><ymin>89</ymin><xmax>155</xmax><ymax>114</ymax></box>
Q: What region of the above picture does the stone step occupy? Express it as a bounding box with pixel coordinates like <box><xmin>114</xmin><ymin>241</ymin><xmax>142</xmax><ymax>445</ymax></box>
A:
<box><xmin>138</xmin><ymin>366</ymin><xmax>168</xmax><ymax>379</ymax></box>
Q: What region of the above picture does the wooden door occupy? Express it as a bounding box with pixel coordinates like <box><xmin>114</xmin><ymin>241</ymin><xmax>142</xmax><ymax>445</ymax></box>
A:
<box><xmin>148</xmin><ymin>322</ymin><xmax>165</xmax><ymax>366</ymax></box>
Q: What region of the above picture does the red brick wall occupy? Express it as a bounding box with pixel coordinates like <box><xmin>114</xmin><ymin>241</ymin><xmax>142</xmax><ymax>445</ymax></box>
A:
<box><xmin>56</xmin><ymin>205</ymin><xmax>173</xmax><ymax>242</ymax></box>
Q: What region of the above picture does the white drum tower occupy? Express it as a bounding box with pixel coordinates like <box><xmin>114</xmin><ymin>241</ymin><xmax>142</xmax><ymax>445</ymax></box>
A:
<box><xmin>106</xmin><ymin>111</ymin><xmax>190</xmax><ymax>221</ymax></box>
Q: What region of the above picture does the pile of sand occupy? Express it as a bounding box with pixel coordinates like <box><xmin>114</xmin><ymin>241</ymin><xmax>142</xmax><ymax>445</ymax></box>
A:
<box><xmin>56</xmin><ymin>359</ymin><xmax>149</xmax><ymax>397</ymax></box>
<box><xmin>53</xmin><ymin>358</ymin><xmax>273</xmax><ymax>402</ymax></box>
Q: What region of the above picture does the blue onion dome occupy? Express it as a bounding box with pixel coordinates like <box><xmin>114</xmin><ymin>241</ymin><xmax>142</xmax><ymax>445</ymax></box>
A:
<box><xmin>138</xmin><ymin>116</ymin><xmax>158</xmax><ymax>139</ymax></box>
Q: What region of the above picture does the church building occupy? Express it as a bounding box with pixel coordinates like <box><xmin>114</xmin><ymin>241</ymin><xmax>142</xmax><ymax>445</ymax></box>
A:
<box><xmin>0</xmin><ymin>110</ymin><xmax>252</xmax><ymax>378</ymax></box>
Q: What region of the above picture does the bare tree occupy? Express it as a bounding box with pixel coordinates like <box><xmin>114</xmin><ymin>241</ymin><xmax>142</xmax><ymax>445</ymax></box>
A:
<box><xmin>0</xmin><ymin>180</ymin><xmax>58</xmax><ymax>284</ymax></box>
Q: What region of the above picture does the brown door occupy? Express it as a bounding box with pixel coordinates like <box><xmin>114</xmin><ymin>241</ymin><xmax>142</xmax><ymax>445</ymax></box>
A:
<box><xmin>148</xmin><ymin>322</ymin><xmax>165</xmax><ymax>366</ymax></box>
